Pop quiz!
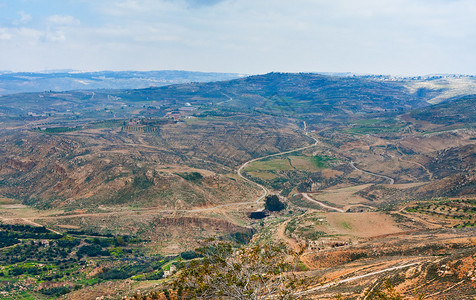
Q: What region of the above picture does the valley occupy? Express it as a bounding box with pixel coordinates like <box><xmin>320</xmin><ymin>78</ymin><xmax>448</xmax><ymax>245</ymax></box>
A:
<box><xmin>0</xmin><ymin>73</ymin><xmax>475</xmax><ymax>299</ymax></box>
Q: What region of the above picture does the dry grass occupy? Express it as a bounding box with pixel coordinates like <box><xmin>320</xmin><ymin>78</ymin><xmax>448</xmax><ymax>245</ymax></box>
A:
<box><xmin>325</xmin><ymin>212</ymin><xmax>403</xmax><ymax>238</ymax></box>
<box><xmin>308</xmin><ymin>184</ymin><xmax>373</xmax><ymax>208</ymax></box>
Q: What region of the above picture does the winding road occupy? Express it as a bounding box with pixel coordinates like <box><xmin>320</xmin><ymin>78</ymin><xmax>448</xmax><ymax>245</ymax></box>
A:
<box><xmin>302</xmin><ymin>193</ymin><xmax>345</xmax><ymax>213</ymax></box>
<box><xmin>237</xmin><ymin>135</ymin><xmax>319</xmax><ymax>204</ymax></box>
<box><xmin>350</xmin><ymin>161</ymin><xmax>395</xmax><ymax>185</ymax></box>
<box><xmin>236</xmin><ymin>134</ymin><xmax>350</xmax><ymax>213</ymax></box>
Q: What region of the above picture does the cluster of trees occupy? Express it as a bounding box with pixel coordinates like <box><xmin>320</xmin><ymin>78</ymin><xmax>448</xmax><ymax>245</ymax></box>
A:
<box><xmin>0</xmin><ymin>232</ymin><xmax>20</xmax><ymax>248</ymax></box>
<box><xmin>3</xmin><ymin>241</ymin><xmax>79</xmax><ymax>264</ymax></box>
<box><xmin>39</xmin><ymin>286</ymin><xmax>72</xmax><ymax>297</ymax></box>
<box><xmin>250</xmin><ymin>195</ymin><xmax>286</xmax><ymax>220</ymax></box>
<box><xmin>1</xmin><ymin>229</ymin><xmax>140</xmax><ymax>266</ymax></box>
<box><xmin>76</xmin><ymin>244</ymin><xmax>110</xmax><ymax>258</ymax></box>
<box><xmin>265</xmin><ymin>195</ymin><xmax>286</xmax><ymax>211</ymax></box>
<box><xmin>0</xmin><ymin>224</ymin><xmax>62</xmax><ymax>242</ymax></box>
<box><xmin>97</xmin><ymin>256</ymin><xmax>173</xmax><ymax>281</ymax></box>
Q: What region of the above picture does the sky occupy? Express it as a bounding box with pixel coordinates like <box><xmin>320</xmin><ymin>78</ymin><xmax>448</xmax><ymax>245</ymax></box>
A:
<box><xmin>0</xmin><ymin>0</ymin><xmax>475</xmax><ymax>75</ymax></box>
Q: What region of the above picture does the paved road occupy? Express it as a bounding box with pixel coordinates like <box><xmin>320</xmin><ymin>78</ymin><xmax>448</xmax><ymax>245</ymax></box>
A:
<box><xmin>350</xmin><ymin>161</ymin><xmax>395</xmax><ymax>184</ymax></box>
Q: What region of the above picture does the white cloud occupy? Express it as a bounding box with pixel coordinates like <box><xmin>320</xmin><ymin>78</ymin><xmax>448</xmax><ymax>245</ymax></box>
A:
<box><xmin>0</xmin><ymin>28</ymin><xmax>12</xmax><ymax>40</ymax></box>
<box><xmin>47</xmin><ymin>15</ymin><xmax>80</xmax><ymax>26</ymax></box>
<box><xmin>44</xmin><ymin>30</ymin><xmax>66</xmax><ymax>42</ymax></box>
<box><xmin>0</xmin><ymin>0</ymin><xmax>475</xmax><ymax>74</ymax></box>
<box><xmin>18</xmin><ymin>11</ymin><xmax>32</xmax><ymax>24</ymax></box>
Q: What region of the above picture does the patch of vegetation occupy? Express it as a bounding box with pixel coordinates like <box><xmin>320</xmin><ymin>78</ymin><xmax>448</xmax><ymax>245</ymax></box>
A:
<box><xmin>39</xmin><ymin>286</ymin><xmax>72</xmax><ymax>297</ymax></box>
<box><xmin>34</xmin><ymin>126</ymin><xmax>82</xmax><ymax>133</ymax></box>
<box><xmin>245</xmin><ymin>158</ymin><xmax>293</xmax><ymax>172</ymax></box>
<box><xmin>225</xmin><ymin>231</ymin><xmax>255</xmax><ymax>245</ymax></box>
<box><xmin>177</xmin><ymin>172</ymin><xmax>203</xmax><ymax>183</ymax></box>
<box><xmin>0</xmin><ymin>223</ymin><xmax>171</xmax><ymax>298</ymax></box>
<box><xmin>249</xmin><ymin>211</ymin><xmax>267</xmax><ymax>219</ymax></box>
<box><xmin>285</xmin><ymin>214</ymin><xmax>327</xmax><ymax>241</ymax></box>
<box><xmin>289</xmin><ymin>195</ymin><xmax>324</xmax><ymax>210</ymax></box>
<box><xmin>405</xmin><ymin>198</ymin><xmax>476</xmax><ymax>226</ymax></box>
<box><xmin>77</xmin><ymin>244</ymin><xmax>110</xmax><ymax>257</ymax></box>
<box><xmin>132</xmin><ymin>175</ymin><xmax>155</xmax><ymax>189</ymax></box>
<box><xmin>180</xmin><ymin>250</ymin><xmax>200</xmax><ymax>260</ymax></box>
<box><xmin>341</xmin><ymin>221</ymin><xmax>352</xmax><ymax>229</ymax></box>
<box><xmin>265</xmin><ymin>195</ymin><xmax>286</xmax><ymax>212</ymax></box>
<box><xmin>0</xmin><ymin>224</ymin><xmax>61</xmax><ymax>248</ymax></box>
<box><xmin>88</xmin><ymin>119</ymin><xmax>125</xmax><ymax>129</ymax></box>
<box><xmin>310</xmin><ymin>155</ymin><xmax>335</xmax><ymax>168</ymax></box>
<box><xmin>345</xmin><ymin>118</ymin><xmax>406</xmax><ymax>135</ymax></box>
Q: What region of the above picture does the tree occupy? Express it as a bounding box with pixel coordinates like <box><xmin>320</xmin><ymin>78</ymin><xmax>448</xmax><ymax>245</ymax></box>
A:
<box><xmin>169</xmin><ymin>241</ymin><xmax>309</xmax><ymax>299</ymax></box>
<box><xmin>265</xmin><ymin>195</ymin><xmax>286</xmax><ymax>212</ymax></box>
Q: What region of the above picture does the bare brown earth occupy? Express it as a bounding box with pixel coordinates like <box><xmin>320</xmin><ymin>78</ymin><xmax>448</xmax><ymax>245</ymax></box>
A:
<box><xmin>325</xmin><ymin>212</ymin><xmax>402</xmax><ymax>238</ymax></box>
<box><xmin>299</xmin><ymin>229</ymin><xmax>476</xmax><ymax>299</ymax></box>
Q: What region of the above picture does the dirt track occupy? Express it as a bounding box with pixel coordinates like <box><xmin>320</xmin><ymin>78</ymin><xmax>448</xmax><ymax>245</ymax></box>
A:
<box><xmin>297</xmin><ymin>261</ymin><xmax>423</xmax><ymax>296</ymax></box>
<box><xmin>302</xmin><ymin>193</ymin><xmax>345</xmax><ymax>213</ymax></box>
<box><xmin>350</xmin><ymin>161</ymin><xmax>395</xmax><ymax>184</ymax></box>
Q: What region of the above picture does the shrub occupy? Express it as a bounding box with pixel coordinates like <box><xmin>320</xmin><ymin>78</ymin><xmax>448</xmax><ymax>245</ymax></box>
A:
<box><xmin>40</xmin><ymin>286</ymin><xmax>71</xmax><ymax>297</ymax></box>
<box><xmin>178</xmin><ymin>172</ymin><xmax>203</xmax><ymax>183</ymax></box>
<box><xmin>249</xmin><ymin>211</ymin><xmax>267</xmax><ymax>219</ymax></box>
<box><xmin>98</xmin><ymin>268</ymin><xmax>129</xmax><ymax>280</ymax></box>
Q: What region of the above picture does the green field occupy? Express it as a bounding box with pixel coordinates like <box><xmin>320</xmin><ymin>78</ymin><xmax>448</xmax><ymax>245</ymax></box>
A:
<box><xmin>245</xmin><ymin>154</ymin><xmax>335</xmax><ymax>175</ymax></box>
<box><xmin>344</xmin><ymin>118</ymin><xmax>406</xmax><ymax>135</ymax></box>
<box><xmin>245</xmin><ymin>158</ymin><xmax>293</xmax><ymax>172</ymax></box>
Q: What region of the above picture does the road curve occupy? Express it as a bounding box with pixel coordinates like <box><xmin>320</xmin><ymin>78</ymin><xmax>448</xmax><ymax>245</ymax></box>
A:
<box><xmin>350</xmin><ymin>161</ymin><xmax>395</xmax><ymax>184</ymax></box>
<box><xmin>237</xmin><ymin>135</ymin><xmax>347</xmax><ymax>214</ymax></box>
<box><xmin>237</xmin><ymin>136</ymin><xmax>319</xmax><ymax>203</ymax></box>
<box><xmin>302</xmin><ymin>193</ymin><xmax>345</xmax><ymax>213</ymax></box>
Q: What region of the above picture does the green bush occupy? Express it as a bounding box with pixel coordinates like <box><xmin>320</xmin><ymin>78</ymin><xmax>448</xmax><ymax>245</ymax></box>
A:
<box><xmin>180</xmin><ymin>250</ymin><xmax>199</xmax><ymax>260</ymax></box>
<box><xmin>39</xmin><ymin>286</ymin><xmax>71</xmax><ymax>297</ymax></box>
<box><xmin>178</xmin><ymin>172</ymin><xmax>203</xmax><ymax>183</ymax></box>
<box><xmin>98</xmin><ymin>268</ymin><xmax>129</xmax><ymax>280</ymax></box>
<box><xmin>77</xmin><ymin>244</ymin><xmax>109</xmax><ymax>257</ymax></box>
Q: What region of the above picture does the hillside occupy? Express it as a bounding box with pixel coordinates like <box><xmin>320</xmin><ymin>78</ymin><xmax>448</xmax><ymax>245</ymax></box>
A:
<box><xmin>0</xmin><ymin>116</ymin><xmax>309</xmax><ymax>210</ymax></box>
<box><xmin>0</xmin><ymin>72</ymin><xmax>475</xmax><ymax>299</ymax></box>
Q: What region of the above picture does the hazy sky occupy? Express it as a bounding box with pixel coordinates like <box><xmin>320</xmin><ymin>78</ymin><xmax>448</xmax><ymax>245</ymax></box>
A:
<box><xmin>0</xmin><ymin>0</ymin><xmax>475</xmax><ymax>75</ymax></box>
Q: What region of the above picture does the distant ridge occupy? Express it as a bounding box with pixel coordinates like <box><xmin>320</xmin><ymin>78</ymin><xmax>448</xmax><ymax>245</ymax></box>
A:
<box><xmin>0</xmin><ymin>70</ymin><xmax>242</xmax><ymax>95</ymax></box>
